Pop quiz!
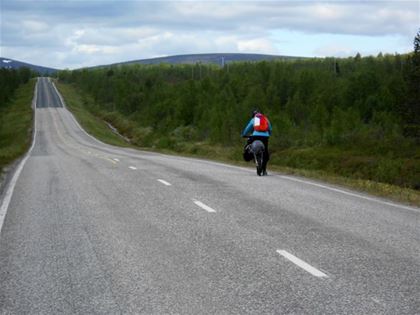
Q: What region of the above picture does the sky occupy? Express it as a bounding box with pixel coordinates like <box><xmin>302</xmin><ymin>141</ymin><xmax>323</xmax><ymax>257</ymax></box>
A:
<box><xmin>1</xmin><ymin>0</ymin><xmax>419</xmax><ymax>69</ymax></box>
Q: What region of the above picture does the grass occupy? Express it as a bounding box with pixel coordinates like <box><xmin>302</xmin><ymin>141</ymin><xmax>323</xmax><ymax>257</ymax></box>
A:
<box><xmin>0</xmin><ymin>79</ymin><xmax>36</xmax><ymax>173</ymax></box>
<box><xmin>270</xmin><ymin>146</ymin><xmax>419</xmax><ymax>190</ymax></box>
<box><xmin>267</xmin><ymin>165</ymin><xmax>420</xmax><ymax>206</ymax></box>
<box><xmin>55</xmin><ymin>81</ymin><xmax>420</xmax><ymax>207</ymax></box>
<box><xmin>55</xmin><ymin>82</ymin><xmax>132</xmax><ymax>148</ymax></box>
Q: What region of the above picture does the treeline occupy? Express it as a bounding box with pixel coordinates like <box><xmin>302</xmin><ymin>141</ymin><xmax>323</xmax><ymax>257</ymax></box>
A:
<box><xmin>57</xmin><ymin>36</ymin><xmax>419</xmax><ymax>188</ymax></box>
<box><xmin>0</xmin><ymin>67</ymin><xmax>34</xmax><ymax>108</ymax></box>
<box><xmin>58</xmin><ymin>53</ymin><xmax>417</xmax><ymax>148</ymax></box>
<box><xmin>0</xmin><ymin>75</ymin><xmax>35</xmax><ymax>174</ymax></box>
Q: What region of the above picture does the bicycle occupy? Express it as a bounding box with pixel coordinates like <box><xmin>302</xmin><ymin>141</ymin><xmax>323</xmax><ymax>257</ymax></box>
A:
<box><xmin>243</xmin><ymin>137</ymin><xmax>266</xmax><ymax>176</ymax></box>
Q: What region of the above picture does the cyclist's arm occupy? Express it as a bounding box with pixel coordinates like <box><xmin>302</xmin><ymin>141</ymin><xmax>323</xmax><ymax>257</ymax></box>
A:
<box><xmin>241</xmin><ymin>119</ymin><xmax>254</xmax><ymax>137</ymax></box>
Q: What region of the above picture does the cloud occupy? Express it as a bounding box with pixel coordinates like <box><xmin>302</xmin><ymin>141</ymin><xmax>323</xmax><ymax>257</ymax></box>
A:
<box><xmin>237</xmin><ymin>38</ymin><xmax>277</xmax><ymax>54</ymax></box>
<box><xmin>1</xmin><ymin>0</ymin><xmax>418</xmax><ymax>68</ymax></box>
<box><xmin>22</xmin><ymin>20</ymin><xmax>49</xmax><ymax>33</ymax></box>
<box><xmin>314</xmin><ymin>44</ymin><xmax>357</xmax><ymax>58</ymax></box>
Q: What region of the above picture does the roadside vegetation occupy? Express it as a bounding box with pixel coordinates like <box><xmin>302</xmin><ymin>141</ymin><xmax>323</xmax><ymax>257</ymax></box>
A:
<box><xmin>56</xmin><ymin>32</ymin><xmax>420</xmax><ymax>205</ymax></box>
<box><xmin>0</xmin><ymin>69</ymin><xmax>36</xmax><ymax>173</ymax></box>
<box><xmin>55</xmin><ymin>82</ymin><xmax>132</xmax><ymax>148</ymax></box>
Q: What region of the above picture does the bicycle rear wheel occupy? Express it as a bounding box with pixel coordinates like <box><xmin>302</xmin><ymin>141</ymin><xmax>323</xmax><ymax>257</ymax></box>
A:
<box><xmin>255</xmin><ymin>153</ymin><xmax>263</xmax><ymax>176</ymax></box>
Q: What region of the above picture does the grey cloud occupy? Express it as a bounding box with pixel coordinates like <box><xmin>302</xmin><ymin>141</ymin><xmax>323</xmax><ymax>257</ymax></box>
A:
<box><xmin>1</xmin><ymin>0</ymin><xmax>418</xmax><ymax>68</ymax></box>
<box><xmin>4</xmin><ymin>1</ymin><xmax>417</xmax><ymax>35</ymax></box>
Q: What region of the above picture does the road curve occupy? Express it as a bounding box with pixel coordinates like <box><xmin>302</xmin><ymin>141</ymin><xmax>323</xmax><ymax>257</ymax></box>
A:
<box><xmin>0</xmin><ymin>78</ymin><xmax>419</xmax><ymax>314</ymax></box>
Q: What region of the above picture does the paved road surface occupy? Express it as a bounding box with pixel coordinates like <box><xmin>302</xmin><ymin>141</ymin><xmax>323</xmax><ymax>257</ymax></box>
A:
<box><xmin>0</xmin><ymin>78</ymin><xmax>419</xmax><ymax>314</ymax></box>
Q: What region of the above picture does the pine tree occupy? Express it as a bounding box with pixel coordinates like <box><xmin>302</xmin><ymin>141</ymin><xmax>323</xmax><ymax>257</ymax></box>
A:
<box><xmin>401</xmin><ymin>30</ymin><xmax>420</xmax><ymax>140</ymax></box>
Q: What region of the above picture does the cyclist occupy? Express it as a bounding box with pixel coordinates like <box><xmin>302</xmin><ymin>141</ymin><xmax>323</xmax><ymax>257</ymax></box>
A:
<box><xmin>241</xmin><ymin>110</ymin><xmax>272</xmax><ymax>175</ymax></box>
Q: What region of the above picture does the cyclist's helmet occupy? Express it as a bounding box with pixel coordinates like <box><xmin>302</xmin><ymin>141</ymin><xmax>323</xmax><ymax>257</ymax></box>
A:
<box><xmin>251</xmin><ymin>109</ymin><xmax>259</xmax><ymax>117</ymax></box>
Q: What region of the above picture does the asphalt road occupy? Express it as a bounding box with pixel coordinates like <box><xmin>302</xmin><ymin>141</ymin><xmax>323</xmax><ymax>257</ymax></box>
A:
<box><xmin>0</xmin><ymin>77</ymin><xmax>419</xmax><ymax>314</ymax></box>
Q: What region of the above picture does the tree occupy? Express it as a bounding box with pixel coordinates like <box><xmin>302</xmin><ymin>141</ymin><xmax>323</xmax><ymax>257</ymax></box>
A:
<box><xmin>401</xmin><ymin>30</ymin><xmax>420</xmax><ymax>140</ymax></box>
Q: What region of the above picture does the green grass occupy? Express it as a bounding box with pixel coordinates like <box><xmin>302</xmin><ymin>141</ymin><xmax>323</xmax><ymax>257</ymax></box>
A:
<box><xmin>270</xmin><ymin>146</ymin><xmax>420</xmax><ymax>189</ymax></box>
<box><xmin>55</xmin><ymin>82</ymin><xmax>132</xmax><ymax>148</ymax></box>
<box><xmin>55</xmin><ymin>81</ymin><xmax>420</xmax><ymax>207</ymax></box>
<box><xmin>267</xmin><ymin>165</ymin><xmax>420</xmax><ymax>206</ymax></box>
<box><xmin>0</xmin><ymin>79</ymin><xmax>36</xmax><ymax>172</ymax></box>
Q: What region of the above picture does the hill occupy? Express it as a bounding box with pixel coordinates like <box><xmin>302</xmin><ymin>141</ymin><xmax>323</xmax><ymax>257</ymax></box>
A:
<box><xmin>58</xmin><ymin>53</ymin><xmax>419</xmax><ymax>192</ymax></box>
<box><xmin>96</xmin><ymin>53</ymin><xmax>300</xmax><ymax>68</ymax></box>
<box><xmin>0</xmin><ymin>57</ymin><xmax>58</xmax><ymax>74</ymax></box>
<box><xmin>1</xmin><ymin>54</ymin><xmax>301</xmax><ymax>72</ymax></box>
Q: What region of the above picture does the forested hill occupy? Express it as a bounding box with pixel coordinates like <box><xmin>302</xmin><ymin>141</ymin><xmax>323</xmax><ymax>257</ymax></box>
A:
<box><xmin>0</xmin><ymin>57</ymin><xmax>58</xmax><ymax>74</ymax></box>
<box><xmin>57</xmin><ymin>47</ymin><xmax>420</xmax><ymax>189</ymax></box>
<box><xmin>95</xmin><ymin>53</ymin><xmax>300</xmax><ymax>68</ymax></box>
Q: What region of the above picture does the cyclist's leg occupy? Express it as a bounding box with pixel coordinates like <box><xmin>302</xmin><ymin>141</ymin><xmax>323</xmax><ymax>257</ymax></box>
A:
<box><xmin>262</xmin><ymin>138</ymin><xmax>269</xmax><ymax>173</ymax></box>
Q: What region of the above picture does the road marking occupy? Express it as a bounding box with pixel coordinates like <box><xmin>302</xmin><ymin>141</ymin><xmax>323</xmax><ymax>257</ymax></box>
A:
<box><xmin>106</xmin><ymin>158</ymin><xmax>117</xmax><ymax>164</ymax></box>
<box><xmin>0</xmin><ymin>79</ymin><xmax>38</xmax><ymax>233</ymax></box>
<box><xmin>279</xmin><ymin>175</ymin><xmax>419</xmax><ymax>213</ymax></box>
<box><xmin>276</xmin><ymin>250</ymin><xmax>328</xmax><ymax>278</ymax></box>
<box><xmin>52</xmin><ymin>79</ymin><xmax>417</xmax><ymax>214</ymax></box>
<box><xmin>129</xmin><ymin>166</ymin><xmax>137</xmax><ymax>170</ymax></box>
<box><xmin>193</xmin><ymin>200</ymin><xmax>216</xmax><ymax>213</ymax></box>
<box><xmin>371</xmin><ymin>297</ymin><xmax>386</xmax><ymax>307</ymax></box>
<box><xmin>113</xmin><ymin>158</ymin><xmax>120</xmax><ymax>162</ymax></box>
<box><xmin>52</xmin><ymin>81</ymin><xmax>105</xmax><ymax>144</ymax></box>
<box><xmin>157</xmin><ymin>179</ymin><xmax>171</xmax><ymax>186</ymax></box>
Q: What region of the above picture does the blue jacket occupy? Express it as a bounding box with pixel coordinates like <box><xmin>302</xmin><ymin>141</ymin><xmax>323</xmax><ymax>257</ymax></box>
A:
<box><xmin>241</xmin><ymin>117</ymin><xmax>272</xmax><ymax>137</ymax></box>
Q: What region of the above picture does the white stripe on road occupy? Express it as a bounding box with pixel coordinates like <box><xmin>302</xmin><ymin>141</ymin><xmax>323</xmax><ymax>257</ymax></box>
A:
<box><xmin>279</xmin><ymin>175</ymin><xmax>419</xmax><ymax>213</ymax></box>
<box><xmin>157</xmin><ymin>179</ymin><xmax>171</xmax><ymax>186</ymax></box>
<box><xmin>113</xmin><ymin>158</ymin><xmax>120</xmax><ymax>162</ymax></box>
<box><xmin>0</xmin><ymin>79</ymin><xmax>38</xmax><ymax>234</ymax></box>
<box><xmin>106</xmin><ymin>158</ymin><xmax>117</xmax><ymax>164</ymax></box>
<box><xmin>129</xmin><ymin>166</ymin><xmax>137</xmax><ymax>170</ymax></box>
<box><xmin>277</xmin><ymin>250</ymin><xmax>328</xmax><ymax>278</ymax></box>
<box><xmin>193</xmin><ymin>200</ymin><xmax>216</xmax><ymax>213</ymax></box>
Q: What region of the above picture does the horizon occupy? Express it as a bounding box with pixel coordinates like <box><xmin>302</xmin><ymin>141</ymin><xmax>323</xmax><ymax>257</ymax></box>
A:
<box><xmin>0</xmin><ymin>50</ymin><xmax>413</xmax><ymax>71</ymax></box>
<box><xmin>1</xmin><ymin>0</ymin><xmax>419</xmax><ymax>69</ymax></box>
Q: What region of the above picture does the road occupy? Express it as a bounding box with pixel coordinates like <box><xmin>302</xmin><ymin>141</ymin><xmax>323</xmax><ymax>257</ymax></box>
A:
<box><xmin>0</xmin><ymin>77</ymin><xmax>419</xmax><ymax>314</ymax></box>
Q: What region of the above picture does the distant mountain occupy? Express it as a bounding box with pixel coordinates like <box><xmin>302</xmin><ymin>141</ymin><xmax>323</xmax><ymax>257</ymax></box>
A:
<box><xmin>96</xmin><ymin>53</ymin><xmax>301</xmax><ymax>68</ymax></box>
<box><xmin>0</xmin><ymin>57</ymin><xmax>58</xmax><ymax>74</ymax></box>
<box><xmin>0</xmin><ymin>53</ymin><xmax>301</xmax><ymax>73</ymax></box>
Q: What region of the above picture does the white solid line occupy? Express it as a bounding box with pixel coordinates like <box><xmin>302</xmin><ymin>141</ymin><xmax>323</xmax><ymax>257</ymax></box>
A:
<box><xmin>52</xmin><ymin>80</ymin><xmax>108</xmax><ymax>147</ymax></box>
<box><xmin>0</xmin><ymin>79</ymin><xmax>38</xmax><ymax>233</ymax></box>
<box><xmin>279</xmin><ymin>175</ymin><xmax>419</xmax><ymax>213</ymax></box>
<box><xmin>52</xmin><ymin>78</ymin><xmax>417</xmax><ymax>213</ymax></box>
<box><xmin>277</xmin><ymin>250</ymin><xmax>328</xmax><ymax>278</ymax></box>
<box><xmin>157</xmin><ymin>179</ymin><xmax>171</xmax><ymax>186</ymax></box>
<box><xmin>193</xmin><ymin>200</ymin><xmax>216</xmax><ymax>213</ymax></box>
<box><xmin>129</xmin><ymin>166</ymin><xmax>137</xmax><ymax>170</ymax></box>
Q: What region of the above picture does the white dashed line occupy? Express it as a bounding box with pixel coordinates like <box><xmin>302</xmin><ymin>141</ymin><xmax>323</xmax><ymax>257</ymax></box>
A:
<box><xmin>371</xmin><ymin>297</ymin><xmax>386</xmax><ymax>307</ymax></box>
<box><xmin>277</xmin><ymin>250</ymin><xmax>328</xmax><ymax>278</ymax></box>
<box><xmin>113</xmin><ymin>158</ymin><xmax>120</xmax><ymax>162</ymax></box>
<box><xmin>193</xmin><ymin>200</ymin><xmax>216</xmax><ymax>213</ymax></box>
<box><xmin>157</xmin><ymin>179</ymin><xmax>171</xmax><ymax>186</ymax></box>
<box><xmin>129</xmin><ymin>166</ymin><xmax>137</xmax><ymax>170</ymax></box>
<box><xmin>106</xmin><ymin>158</ymin><xmax>117</xmax><ymax>164</ymax></box>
